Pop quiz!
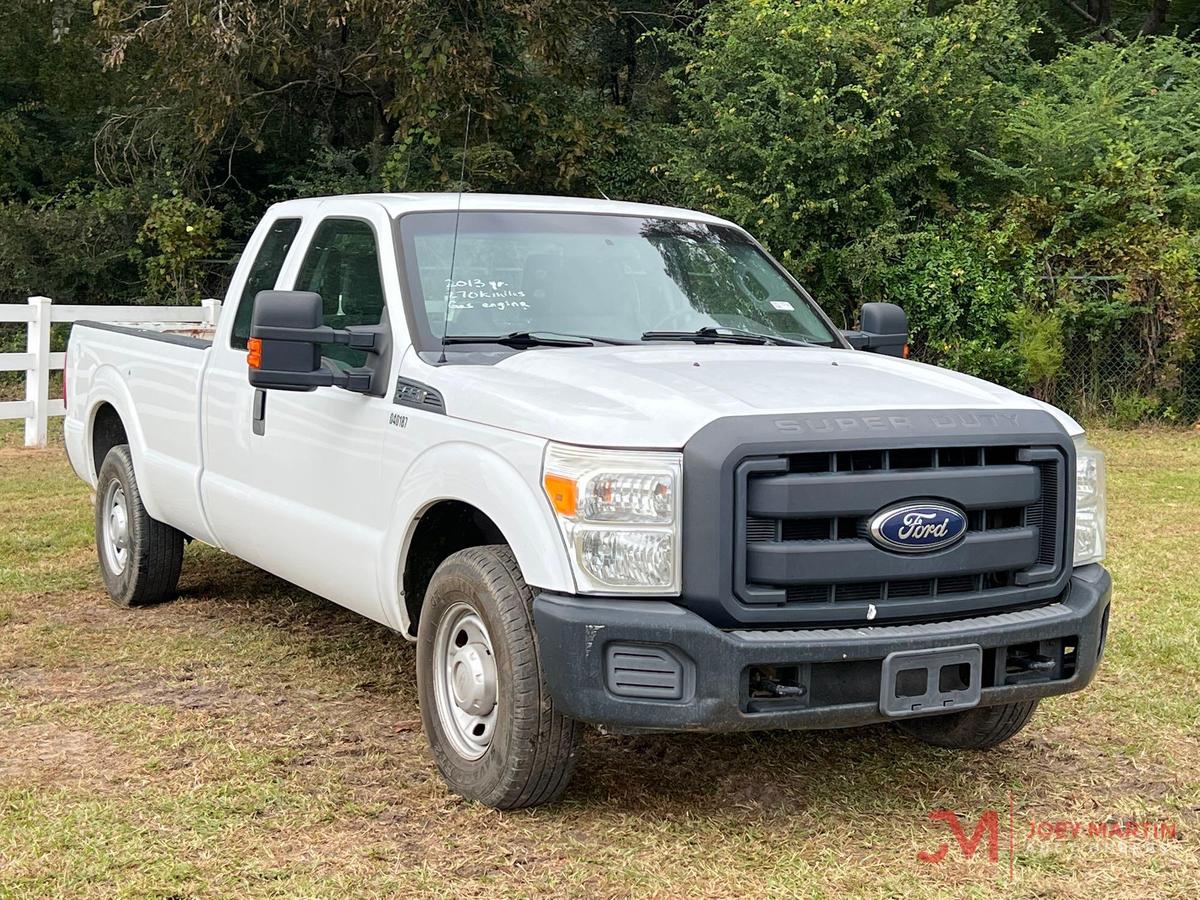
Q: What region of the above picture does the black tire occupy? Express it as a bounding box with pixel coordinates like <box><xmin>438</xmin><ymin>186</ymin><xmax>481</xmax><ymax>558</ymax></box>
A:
<box><xmin>897</xmin><ymin>699</ymin><xmax>1039</xmax><ymax>749</ymax></box>
<box><xmin>416</xmin><ymin>545</ymin><xmax>581</xmax><ymax>809</ymax></box>
<box><xmin>94</xmin><ymin>444</ymin><xmax>184</xmax><ymax>607</ymax></box>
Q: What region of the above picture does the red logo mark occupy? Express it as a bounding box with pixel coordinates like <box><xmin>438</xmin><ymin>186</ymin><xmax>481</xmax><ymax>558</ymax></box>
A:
<box><xmin>917</xmin><ymin>809</ymin><xmax>1000</xmax><ymax>864</ymax></box>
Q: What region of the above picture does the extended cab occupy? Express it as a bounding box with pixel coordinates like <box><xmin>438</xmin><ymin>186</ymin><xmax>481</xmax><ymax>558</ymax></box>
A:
<box><xmin>64</xmin><ymin>194</ymin><xmax>1111</xmax><ymax>809</ymax></box>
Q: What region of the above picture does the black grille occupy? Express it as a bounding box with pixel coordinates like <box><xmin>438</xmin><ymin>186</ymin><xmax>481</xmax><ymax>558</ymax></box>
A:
<box><xmin>1028</xmin><ymin>459</ymin><xmax>1060</xmax><ymax>567</ymax></box>
<box><xmin>735</xmin><ymin>443</ymin><xmax>1067</xmax><ymax>624</ymax></box>
<box><xmin>779</xmin><ymin>445</ymin><xmax>1025</xmax><ymax>475</ymax></box>
<box><xmin>782</xmin><ymin>571</ymin><xmax>1018</xmax><ymax>605</ymax></box>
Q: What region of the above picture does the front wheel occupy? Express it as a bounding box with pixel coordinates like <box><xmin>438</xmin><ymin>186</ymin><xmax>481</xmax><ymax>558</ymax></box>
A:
<box><xmin>897</xmin><ymin>700</ymin><xmax>1040</xmax><ymax>749</ymax></box>
<box><xmin>416</xmin><ymin>545</ymin><xmax>581</xmax><ymax>809</ymax></box>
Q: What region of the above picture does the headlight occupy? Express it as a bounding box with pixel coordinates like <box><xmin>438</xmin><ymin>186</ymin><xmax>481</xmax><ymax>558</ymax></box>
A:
<box><xmin>543</xmin><ymin>443</ymin><xmax>681</xmax><ymax>593</ymax></box>
<box><xmin>1073</xmin><ymin>435</ymin><xmax>1106</xmax><ymax>566</ymax></box>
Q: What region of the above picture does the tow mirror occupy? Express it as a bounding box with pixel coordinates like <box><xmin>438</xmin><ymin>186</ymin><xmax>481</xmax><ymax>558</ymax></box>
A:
<box><xmin>843</xmin><ymin>302</ymin><xmax>909</xmax><ymax>358</ymax></box>
<box><xmin>247</xmin><ymin>290</ymin><xmax>385</xmax><ymax>393</ymax></box>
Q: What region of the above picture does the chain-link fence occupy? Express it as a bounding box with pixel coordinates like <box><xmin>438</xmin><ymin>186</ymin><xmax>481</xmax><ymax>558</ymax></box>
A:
<box><xmin>1045</xmin><ymin>319</ymin><xmax>1200</xmax><ymax>424</ymax></box>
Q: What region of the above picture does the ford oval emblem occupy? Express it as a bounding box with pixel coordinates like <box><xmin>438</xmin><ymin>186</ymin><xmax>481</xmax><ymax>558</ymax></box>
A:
<box><xmin>868</xmin><ymin>502</ymin><xmax>968</xmax><ymax>553</ymax></box>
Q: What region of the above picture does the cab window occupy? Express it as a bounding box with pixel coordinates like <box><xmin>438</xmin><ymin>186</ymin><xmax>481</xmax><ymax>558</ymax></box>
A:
<box><xmin>230</xmin><ymin>218</ymin><xmax>301</xmax><ymax>349</ymax></box>
<box><xmin>293</xmin><ymin>218</ymin><xmax>387</xmax><ymax>368</ymax></box>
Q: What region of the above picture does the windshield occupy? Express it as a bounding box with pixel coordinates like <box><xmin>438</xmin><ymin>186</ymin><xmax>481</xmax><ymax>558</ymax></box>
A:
<box><xmin>396</xmin><ymin>211</ymin><xmax>840</xmax><ymax>348</ymax></box>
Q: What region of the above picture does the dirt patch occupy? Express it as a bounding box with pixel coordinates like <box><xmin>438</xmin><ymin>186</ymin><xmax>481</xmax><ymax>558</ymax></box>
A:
<box><xmin>0</xmin><ymin>722</ymin><xmax>138</xmax><ymax>790</ymax></box>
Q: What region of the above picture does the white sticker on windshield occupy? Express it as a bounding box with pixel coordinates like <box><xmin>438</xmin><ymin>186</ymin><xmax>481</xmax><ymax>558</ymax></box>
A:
<box><xmin>770</xmin><ymin>300</ymin><xmax>794</xmax><ymax>311</ymax></box>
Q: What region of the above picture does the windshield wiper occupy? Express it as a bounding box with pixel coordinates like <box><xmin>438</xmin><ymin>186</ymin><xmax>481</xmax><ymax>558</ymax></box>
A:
<box><xmin>641</xmin><ymin>326</ymin><xmax>816</xmax><ymax>347</ymax></box>
<box><xmin>442</xmin><ymin>330</ymin><xmax>633</xmax><ymax>349</ymax></box>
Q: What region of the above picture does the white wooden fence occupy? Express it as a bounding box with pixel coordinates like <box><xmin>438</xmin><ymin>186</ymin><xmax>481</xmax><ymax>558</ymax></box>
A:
<box><xmin>1</xmin><ymin>297</ymin><xmax>221</xmax><ymax>448</ymax></box>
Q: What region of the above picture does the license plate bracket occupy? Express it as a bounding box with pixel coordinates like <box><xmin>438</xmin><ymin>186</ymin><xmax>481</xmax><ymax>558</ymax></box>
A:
<box><xmin>879</xmin><ymin>644</ymin><xmax>982</xmax><ymax>718</ymax></box>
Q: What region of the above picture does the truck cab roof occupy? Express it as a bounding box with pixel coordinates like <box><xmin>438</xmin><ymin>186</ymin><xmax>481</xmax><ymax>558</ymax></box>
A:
<box><xmin>266</xmin><ymin>192</ymin><xmax>736</xmax><ymax>227</ymax></box>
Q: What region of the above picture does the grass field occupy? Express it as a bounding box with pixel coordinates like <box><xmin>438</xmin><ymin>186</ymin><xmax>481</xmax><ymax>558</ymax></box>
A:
<box><xmin>1</xmin><ymin>422</ymin><xmax>1198</xmax><ymax>898</ymax></box>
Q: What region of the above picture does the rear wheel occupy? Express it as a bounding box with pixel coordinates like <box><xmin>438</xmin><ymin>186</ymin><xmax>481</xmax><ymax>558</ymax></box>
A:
<box><xmin>897</xmin><ymin>700</ymin><xmax>1039</xmax><ymax>749</ymax></box>
<box><xmin>416</xmin><ymin>545</ymin><xmax>581</xmax><ymax>809</ymax></box>
<box><xmin>95</xmin><ymin>445</ymin><xmax>184</xmax><ymax>607</ymax></box>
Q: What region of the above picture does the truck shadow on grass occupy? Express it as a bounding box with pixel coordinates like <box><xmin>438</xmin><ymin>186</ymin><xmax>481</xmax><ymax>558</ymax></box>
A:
<box><xmin>170</xmin><ymin>544</ymin><xmax>1075</xmax><ymax>819</ymax></box>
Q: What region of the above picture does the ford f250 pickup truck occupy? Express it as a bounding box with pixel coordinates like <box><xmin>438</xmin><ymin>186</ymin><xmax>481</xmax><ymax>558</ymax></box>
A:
<box><xmin>64</xmin><ymin>193</ymin><xmax>1110</xmax><ymax>809</ymax></box>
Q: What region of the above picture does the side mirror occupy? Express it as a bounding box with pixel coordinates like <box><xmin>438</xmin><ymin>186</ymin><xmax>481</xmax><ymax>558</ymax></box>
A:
<box><xmin>248</xmin><ymin>290</ymin><xmax>386</xmax><ymax>393</ymax></box>
<box><xmin>843</xmin><ymin>302</ymin><xmax>909</xmax><ymax>358</ymax></box>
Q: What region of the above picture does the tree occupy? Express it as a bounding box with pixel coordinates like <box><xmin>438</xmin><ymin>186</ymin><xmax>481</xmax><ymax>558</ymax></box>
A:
<box><xmin>91</xmin><ymin>0</ymin><xmax>619</xmax><ymax>194</ymax></box>
<box><xmin>665</xmin><ymin>0</ymin><xmax>1032</xmax><ymax>302</ymax></box>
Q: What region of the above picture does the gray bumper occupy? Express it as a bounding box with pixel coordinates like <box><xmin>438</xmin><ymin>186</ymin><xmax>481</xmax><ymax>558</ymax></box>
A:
<box><xmin>532</xmin><ymin>565</ymin><xmax>1111</xmax><ymax>733</ymax></box>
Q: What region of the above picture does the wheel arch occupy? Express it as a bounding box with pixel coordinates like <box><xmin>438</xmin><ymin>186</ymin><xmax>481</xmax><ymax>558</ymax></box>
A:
<box><xmin>83</xmin><ymin>368</ymin><xmax>146</xmax><ymax>480</ymax></box>
<box><xmin>90</xmin><ymin>401</ymin><xmax>128</xmax><ymax>479</ymax></box>
<box><xmin>384</xmin><ymin>441</ymin><xmax>576</xmax><ymax>636</ymax></box>
<box><xmin>400</xmin><ymin>500</ymin><xmax>505</xmax><ymax>635</ymax></box>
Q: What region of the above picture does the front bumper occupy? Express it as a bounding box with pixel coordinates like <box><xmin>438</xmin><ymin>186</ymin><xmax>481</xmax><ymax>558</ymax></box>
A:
<box><xmin>532</xmin><ymin>564</ymin><xmax>1111</xmax><ymax>733</ymax></box>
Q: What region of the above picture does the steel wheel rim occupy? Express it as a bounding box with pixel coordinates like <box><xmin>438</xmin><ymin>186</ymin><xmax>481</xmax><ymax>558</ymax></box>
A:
<box><xmin>102</xmin><ymin>481</ymin><xmax>130</xmax><ymax>575</ymax></box>
<box><xmin>432</xmin><ymin>602</ymin><xmax>499</xmax><ymax>760</ymax></box>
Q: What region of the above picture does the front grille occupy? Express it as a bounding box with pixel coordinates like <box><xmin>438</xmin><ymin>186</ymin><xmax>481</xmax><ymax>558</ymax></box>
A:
<box><xmin>734</xmin><ymin>443</ymin><xmax>1068</xmax><ymax>624</ymax></box>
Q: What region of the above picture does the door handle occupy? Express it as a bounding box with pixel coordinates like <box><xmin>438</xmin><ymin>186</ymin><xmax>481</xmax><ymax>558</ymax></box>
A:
<box><xmin>252</xmin><ymin>388</ymin><xmax>267</xmax><ymax>436</ymax></box>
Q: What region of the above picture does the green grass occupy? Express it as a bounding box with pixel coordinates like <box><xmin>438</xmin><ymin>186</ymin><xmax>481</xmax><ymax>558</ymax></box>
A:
<box><xmin>1</xmin><ymin>420</ymin><xmax>1198</xmax><ymax>897</ymax></box>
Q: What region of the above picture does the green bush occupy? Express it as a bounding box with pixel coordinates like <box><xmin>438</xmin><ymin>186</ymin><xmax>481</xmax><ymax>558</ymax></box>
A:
<box><xmin>974</xmin><ymin>37</ymin><xmax>1200</xmax><ymax>405</ymax></box>
<box><xmin>1108</xmin><ymin>391</ymin><xmax>1161</xmax><ymax>426</ymax></box>
<box><xmin>1006</xmin><ymin>304</ymin><xmax>1065</xmax><ymax>399</ymax></box>
<box><xmin>844</xmin><ymin>213</ymin><xmax>1033</xmax><ymax>384</ymax></box>
<box><xmin>138</xmin><ymin>190</ymin><xmax>224</xmax><ymax>304</ymax></box>
<box><xmin>665</xmin><ymin>0</ymin><xmax>1032</xmax><ymax>305</ymax></box>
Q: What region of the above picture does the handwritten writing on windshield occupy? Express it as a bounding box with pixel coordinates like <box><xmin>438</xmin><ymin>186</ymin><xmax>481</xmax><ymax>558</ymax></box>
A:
<box><xmin>445</xmin><ymin>278</ymin><xmax>530</xmax><ymax>311</ymax></box>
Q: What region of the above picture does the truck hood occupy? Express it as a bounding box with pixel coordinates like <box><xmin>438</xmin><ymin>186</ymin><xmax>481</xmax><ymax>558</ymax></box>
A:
<box><xmin>411</xmin><ymin>345</ymin><xmax>1081</xmax><ymax>448</ymax></box>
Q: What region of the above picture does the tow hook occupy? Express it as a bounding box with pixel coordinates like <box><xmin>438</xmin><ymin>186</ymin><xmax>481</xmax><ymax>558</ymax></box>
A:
<box><xmin>751</xmin><ymin>674</ymin><xmax>808</xmax><ymax>698</ymax></box>
<box><xmin>1009</xmin><ymin>653</ymin><xmax>1055</xmax><ymax>674</ymax></box>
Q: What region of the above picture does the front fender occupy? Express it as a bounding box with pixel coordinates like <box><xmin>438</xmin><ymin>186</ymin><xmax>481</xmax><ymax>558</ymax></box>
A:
<box><xmin>381</xmin><ymin>440</ymin><xmax>576</xmax><ymax>634</ymax></box>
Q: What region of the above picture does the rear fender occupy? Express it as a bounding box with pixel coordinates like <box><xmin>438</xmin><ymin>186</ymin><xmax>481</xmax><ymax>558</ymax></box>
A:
<box><xmin>84</xmin><ymin>365</ymin><xmax>165</xmax><ymax>517</ymax></box>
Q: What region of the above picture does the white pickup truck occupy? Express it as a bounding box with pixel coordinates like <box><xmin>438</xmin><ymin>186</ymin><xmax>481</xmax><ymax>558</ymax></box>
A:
<box><xmin>64</xmin><ymin>193</ymin><xmax>1111</xmax><ymax>809</ymax></box>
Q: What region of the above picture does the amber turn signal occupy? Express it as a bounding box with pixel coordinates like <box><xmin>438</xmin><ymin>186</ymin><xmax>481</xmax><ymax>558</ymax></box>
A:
<box><xmin>543</xmin><ymin>473</ymin><xmax>577</xmax><ymax>517</ymax></box>
<box><xmin>902</xmin><ymin>343</ymin><xmax>910</xmax><ymax>359</ymax></box>
<box><xmin>247</xmin><ymin>337</ymin><xmax>262</xmax><ymax>369</ymax></box>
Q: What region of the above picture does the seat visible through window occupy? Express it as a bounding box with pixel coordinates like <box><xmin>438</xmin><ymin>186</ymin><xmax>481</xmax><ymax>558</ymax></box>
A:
<box><xmin>294</xmin><ymin>218</ymin><xmax>386</xmax><ymax>367</ymax></box>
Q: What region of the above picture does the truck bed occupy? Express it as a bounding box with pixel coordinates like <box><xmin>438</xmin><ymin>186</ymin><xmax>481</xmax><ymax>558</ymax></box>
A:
<box><xmin>65</xmin><ymin>320</ymin><xmax>217</xmax><ymax>545</ymax></box>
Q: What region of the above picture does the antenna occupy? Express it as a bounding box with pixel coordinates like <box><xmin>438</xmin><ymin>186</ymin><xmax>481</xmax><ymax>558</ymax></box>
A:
<box><xmin>438</xmin><ymin>105</ymin><xmax>472</xmax><ymax>364</ymax></box>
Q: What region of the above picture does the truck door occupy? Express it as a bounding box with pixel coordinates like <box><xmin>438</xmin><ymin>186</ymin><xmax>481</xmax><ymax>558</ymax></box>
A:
<box><xmin>201</xmin><ymin>202</ymin><xmax>403</xmax><ymax>624</ymax></box>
